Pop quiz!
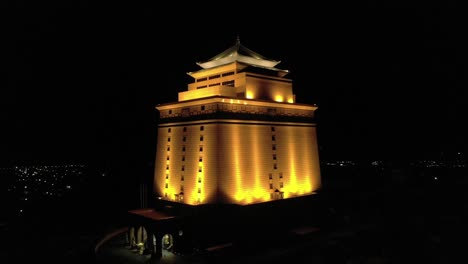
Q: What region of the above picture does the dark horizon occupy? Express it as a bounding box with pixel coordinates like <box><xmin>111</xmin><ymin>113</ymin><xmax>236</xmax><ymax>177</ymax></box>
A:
<box><xmin>3</xmin><ymin>8</ymin><xmax>468</xmax><ymax>168</ymax></box>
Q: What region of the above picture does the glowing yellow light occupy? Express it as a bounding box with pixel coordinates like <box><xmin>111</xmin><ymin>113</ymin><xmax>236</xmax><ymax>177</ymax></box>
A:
<box><xmin>246</xmin><ymin>91</ymin><xmax>254</xmax><ymax>99</ymax></box>
<box><xmin>287</xmin><ymin>98</ymin><xmax>294</xmax><ymax>103</ymax></box>
<box><xmin>232</xmin><ymin>126</ymin><xmax>244</xmax><ymax>202</ymax></box>
<box><xmin>278</xmin><ymin>127</ymin><xmax>317</xmax><ymax>199</ymax></box>
<box><xmin>286</xmin><ymin>127</ymin><xmax>298</xmax><ymax>197</ymax></box>
<box><xmin>230</xmin><ymin>99</ymin><xmax>234</xmax><ymax>104</ymax></box>
<box><xmin>191</xmin><ymin>160</ymin><xmax>205</xmax><ymax>204</ymax></box>
<box><xmin>275</xmin><ymin>95</ymin><xmax>284</xmax><ymax>102</ymax></box>
<box><xmin>229</xmin><ymin>125</ymin><xmax>271</xmax><ymax>205</ymax></box>
<box><xmin>301</xmin><ymin>132</ymin><xmax>315</xmax><ymax>194</ymax></box>
<box><xmin>252</xmin><ymin>128</ymin><xmax>269</xmax><ymax>202</ymax></box>
<box><xmin>253</xmin><ymin>132</ymin><xmax>261</xmax><ymax>196</ymax></box>
<box><xmin>166</xmin><ymin>186</ymin><xmax>177</xmax><ymax>201</ymax></box>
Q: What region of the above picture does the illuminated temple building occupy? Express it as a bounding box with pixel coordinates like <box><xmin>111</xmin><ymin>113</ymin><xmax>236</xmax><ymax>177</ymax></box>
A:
<box><xmin>124</xmin><ymin>39</ymin><xmax>322</xmax><ymax>258</ymax></box>
<box><xmin>154</xmin><ymin>38</ymin><xmax>321</xmax><ymax>205</ymax></box>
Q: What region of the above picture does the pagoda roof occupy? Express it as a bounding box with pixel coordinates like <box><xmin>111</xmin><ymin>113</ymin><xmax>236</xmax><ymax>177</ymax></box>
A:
<box><xmin>187</xmin><ymin>61</ymin><xmax>289</xmax><ymax>78</ymax></box>
<box><xmin>196</xmin><ymin>37</ymin><xmax>281</xmax><ymax>69</ymax></box>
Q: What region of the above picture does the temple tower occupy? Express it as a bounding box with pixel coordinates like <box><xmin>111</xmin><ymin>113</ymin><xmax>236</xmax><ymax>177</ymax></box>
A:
<box><xmin>154</xmin><ymin>39</ymin><xmax>321</xmax><ymax>205</ymax></box>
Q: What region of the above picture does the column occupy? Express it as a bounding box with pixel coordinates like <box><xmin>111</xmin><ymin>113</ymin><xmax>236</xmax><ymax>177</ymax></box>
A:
<box><xmin>152</xmin><ymin>233</ymin><xmax>163</xmax><ymax>259</ymax></box>
<box><xmin>145</xmin><ymin>228</ymin><xmax>154</xmax><ymax>255</ymax></box>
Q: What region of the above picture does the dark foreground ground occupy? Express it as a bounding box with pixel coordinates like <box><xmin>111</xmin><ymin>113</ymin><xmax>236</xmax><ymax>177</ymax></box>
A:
<box><xmin>2</xmin><ymin>164</ymin><xmax>468</xmax><ymax>264</ymax></box>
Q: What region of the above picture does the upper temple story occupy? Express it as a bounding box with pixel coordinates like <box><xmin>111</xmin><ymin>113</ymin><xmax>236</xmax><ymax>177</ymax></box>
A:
<box><xmin>179</xmin><ymin>39</ymin><xmax>295</xmax><ymax>103</ymax></box>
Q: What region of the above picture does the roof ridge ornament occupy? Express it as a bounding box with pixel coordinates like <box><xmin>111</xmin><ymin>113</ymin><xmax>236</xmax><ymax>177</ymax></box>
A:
<box><xmin>195</xmin><ymin>37</ymin><xmax>284</xmax><ymax>71</ymax></box>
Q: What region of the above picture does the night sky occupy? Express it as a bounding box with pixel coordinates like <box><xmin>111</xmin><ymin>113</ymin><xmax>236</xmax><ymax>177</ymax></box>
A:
<box><xmin>3</xmin><ymin>7</ymin><xmax>467</xmax><ymax>168</ymax></box>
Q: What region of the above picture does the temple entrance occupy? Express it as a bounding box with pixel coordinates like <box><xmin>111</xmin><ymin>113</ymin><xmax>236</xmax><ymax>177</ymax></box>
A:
<box><xmin>162</xmin><ymin>233</ymin><xmax>174</xmax><ymax>250</ymax></box>
<box><xmin>126</xmin><ymin>226</ymin><xmax>179</xmax><ymax>258</ymax></box>
<box><xmin>126</xmin><ymin>208</ymin><xmax>188</xmax><ymax>259</ymax></box>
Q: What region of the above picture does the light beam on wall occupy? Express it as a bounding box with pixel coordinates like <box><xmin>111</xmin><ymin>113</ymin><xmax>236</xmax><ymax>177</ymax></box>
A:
<box><xmin>232</xmin><ymin>125</ymin><xmax>243</xmax><ymax>202</ymax></box>
<box><xmin>251</xmin><ymin>126</ymin><xmax>269</xmax><ymax>203</ymax></box>
<box><xmin>286</xmin><ymin>127</ymin><xmax>298</xmax><ymax>198</ymax></box>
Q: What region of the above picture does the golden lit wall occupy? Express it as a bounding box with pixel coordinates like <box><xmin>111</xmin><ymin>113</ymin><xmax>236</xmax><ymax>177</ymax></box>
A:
<box><xmin>154</xmin><ymin>120</ymin><xmax>321</xmax><ymax>205</ymax></box>
<box><xmin>216</xmin><ymin>122</ymin><xmax>321</xmax><ymax>204</ymax></box>
<box><xmin>154</xmin><ymin>123</ymin><xmax>218</xmax><ymax>205</ymax></box>
<box><xmin>187</xmin><ymin>72</ymin><xmax>245</xmax><ymax>91</ymax></box>
<box><xmin>245</xmin><ymin>75</ymin><xmax>294</xmax><ymax>103</ymax></box>
<box><xmin>178</xmin><ymin>85</ymin><xmax>236</xmax><ymax>101</ymax></box>
<box><xmin>183</xmin><ymin>68</ymin><xmax>294</xmax><ymax>103</ymax></box>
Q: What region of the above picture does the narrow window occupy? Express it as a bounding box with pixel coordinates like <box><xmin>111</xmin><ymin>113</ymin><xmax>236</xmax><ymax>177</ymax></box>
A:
<box><xmin>167</xmin><ymin>146</ymin><xmax>170</xmax><ymax>151</ymax></box>
<box><xmin>181</xmin><ymin>165</ymin><xmax>185</xmax><ymax>171</ymax></box>
<box><xmin>167</xmin><ymin>137</ymin><xmax>171</xmax><ymax>142</ymax></box>
<box><xmin>272</xmin><ymin>145</ymin><xmax>276</xmax><ymax>151</ymax></box>
<box><xmin>165</xmin><ymin>174</ymin><xmax>169</xmax><ymax>179</ymax></box>
<box><xmin>166</xmin><ymin>156</ymin><xmax>170</xmax><ymax>161</ymax></box>
<box><xmin>269</xmin><ymin>183</ymin><xmax>273</xmax><ymax>189</ymax></box>
<box><xmin>274</xmin><ymin>164</ymin><xmax>277</xmax><ymax>170</ymax></box>
<box><xmin>269</xmin><ymin>173</ymin><xmax>273</xmax><ymax>180</ymax></box>
<box><xmin>272</xmin><ymin>135</ymin><xmax>276</xmax><ymax>141</ymax></box>
<box><xmin>199</xmin><ymin>146</ymin><xmax>203</xmax><ymax>152</ymax></box>
<box><xmin>199</xmin><ymin>156</ymin><xmax>203</xmax><ymax>162</ymax></box>
<box><xmin>165</xmin><ymin>183</ymin><xmax>168</xmax><ymax>188</ymax></box>
<box><xmin>182</xmin><ymin>155</ymin><xmax>185</xmax><ymax>161</ymax></box>
<box><xmin>200</xmin><ymin>135</ymin><xmax>204</xmax><ymax>141</ymax></box>
<box><xmin>201</xmin><ymin>105</ymin><xmax>205</xmax><ymax>111</ymax></box>
<box><xmin>181</xmin><ymin>176</ymin><xmax>184</xmax><ymax>181</ymax></box>
<box><xmin>200</xmin><ymin>126</ymin><xmax>204</xmax><ymax>131</ymax></box>
<box><xmin>198</xmin><ymin>167</ymin><xmax>202</xmax><ymax>172</ymax></box>
<box><xmin>169</xmin><ymin>110</ymin><xmax>172</xmax><ymax>114</ymax></box>
<box><xmin>182</xmin><ymin>146</ymin><xmax>186</xmax><ymax>152</ymax></box>
<box><xmin>273</xmin><ymin>154</ymin><xmax>277</xmax><ymax>160</ymax></box>
<box><xmin>280</xmin><ymin>182</ymin><xmax>283</xmax><ymax>188</ymax></box>
<box><xmin>183</xmin><ymin>127</ymin><xmax>187</xmax><ymax>132</ymax></box>
<box><xmin>183</xmin><ymin>136</ymin><xmax>186</xmax><ymax>142</ymax></box>
<box><xmin>271</xmin><ymin>127</ymin><xmax>275</xmax><ymax>132</ymax></box>
<box><xmin>168</xmin><ymin>128</ymin><xmax>171</xmax><ymax>133</ymax></box>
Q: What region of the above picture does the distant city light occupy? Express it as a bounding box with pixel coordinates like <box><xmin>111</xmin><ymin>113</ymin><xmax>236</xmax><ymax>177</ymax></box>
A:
<box><xmin>3</xmin><ymin>164</ymin><xmax>86</xmax><ymax>206</ymax></box>
<box><xmin>322</xmin><ymin>159</ymin><xmax>465</xmax><ymax>169</ymax></box>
